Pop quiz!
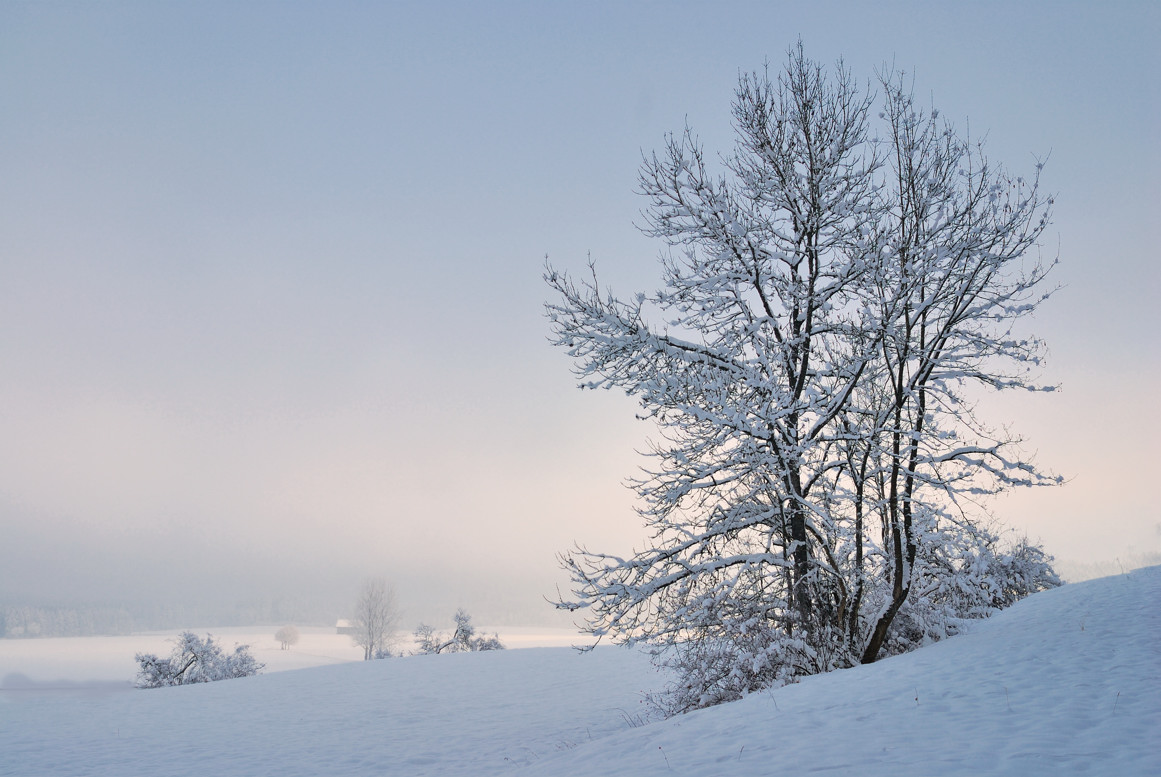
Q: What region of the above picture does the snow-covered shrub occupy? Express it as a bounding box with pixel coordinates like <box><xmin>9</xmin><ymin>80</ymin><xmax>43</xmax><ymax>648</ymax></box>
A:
<box><xmin>413</xmin><ymin>609</ymin><xmax>504</xmax><ymax>654</ymax></box>
<box><xmin>876</xmin><ymin>531</ymin><xmax>1062</xmax><ymax>657</ymax></box>
<box><xmin>978</xmin><ymin>537</ymin><xmax>1062</xmax><ymax>607</ymax></box>
<box><xmin>135</xmin><ymin>632</ymin><xmax>263</xmax><ymax>688</ymax></box>
<box><xmin>647</xmin><ymin>620</ymin><xmax>844</xmax><ymax>715</ymax></box>
<box><xmin>649</xmin><ymin>530</ymin><xmax>1060</xmax><ymax>715</ymax></box>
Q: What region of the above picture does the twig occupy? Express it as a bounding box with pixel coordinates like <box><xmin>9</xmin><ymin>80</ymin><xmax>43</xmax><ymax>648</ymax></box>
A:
<box><xmin>659</xmin><ymin>746</ymin><xmax>672</xmax><ymax>770</ymax></box>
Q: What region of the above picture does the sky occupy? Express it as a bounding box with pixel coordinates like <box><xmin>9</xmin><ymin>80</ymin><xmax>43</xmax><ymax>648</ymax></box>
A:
<box><xmin>1</xmin><ymin>1</ymin><xmax>1158</xmax><ymax>624</ymax></box>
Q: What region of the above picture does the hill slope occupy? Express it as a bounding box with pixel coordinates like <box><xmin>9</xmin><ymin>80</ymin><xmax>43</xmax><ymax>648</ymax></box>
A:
<box><xmin>1</xmin><ymin>567</ymin><xmax>1158</xmax><ymax>776</ymax></box>
<box><xmin>531</xmin><ymin>565</ymin><xmax>1160</xmax><ymax>776</ymax></box>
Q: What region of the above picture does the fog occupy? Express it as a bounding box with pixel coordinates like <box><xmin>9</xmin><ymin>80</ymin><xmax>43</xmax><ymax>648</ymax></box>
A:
<box><xmin>1</xmin><ymin>2</ymin><xmax>1157</xmax><ymax>630</ymax></box>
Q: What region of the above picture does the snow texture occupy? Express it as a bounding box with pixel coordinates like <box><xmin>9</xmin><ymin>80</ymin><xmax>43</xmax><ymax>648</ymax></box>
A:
<box><xmin>2</xmin><ymin>568</ymin><xmax>1158</xmax><ymax>776</ymax></box>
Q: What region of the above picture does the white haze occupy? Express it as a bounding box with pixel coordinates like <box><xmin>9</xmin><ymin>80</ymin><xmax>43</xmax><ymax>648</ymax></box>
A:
<box><xmin>0</xmin><ymin>2</ymin><xmax>1158</xmax><ymax>627</ymax></box>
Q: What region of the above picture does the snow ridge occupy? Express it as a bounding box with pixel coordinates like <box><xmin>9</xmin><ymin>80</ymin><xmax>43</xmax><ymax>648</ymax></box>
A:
<box><xmin>531</xmin><ymin>565</ymin><xmax>1161</xmax><ymax>776</ymax></box>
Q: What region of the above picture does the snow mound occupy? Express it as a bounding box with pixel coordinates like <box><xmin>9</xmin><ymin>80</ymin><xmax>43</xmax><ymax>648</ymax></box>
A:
<box><xmin>2</xmin><ymin>567</ymin><xmax>1158</xmax><ymax>777</ymax></box>
<box><xmin>531</xmin><ymin>565</ymin><xmax>1161</xmax><ymax>776</ymax></box>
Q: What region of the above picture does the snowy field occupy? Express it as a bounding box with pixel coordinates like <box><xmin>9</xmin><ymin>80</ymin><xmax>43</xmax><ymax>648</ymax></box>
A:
<box><xmin>2</xmin><ymin>568</ymin><xmax>1159</xmax><ymax>776</ymax></box>
<box><xmin>0</xmin><ymin>625</ymin><xmax>581</xmax><ymax>685</ymax></box>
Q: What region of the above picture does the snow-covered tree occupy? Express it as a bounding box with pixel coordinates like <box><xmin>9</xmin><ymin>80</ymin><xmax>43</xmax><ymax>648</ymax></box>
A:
<box><xmin>846</xmin><ymin>71</ymin><xmax>1061</xmax><ymax>662</ymax></box>
<box><xmin>351</xmin><ymin>578</ymin><xmax>399</xmax><ymax>660</ymax></box>
<box><xmin>135</xmin><ymin>632</ymin><xmax>263</xmax><ymax>688</ymax></box>
<box><xmin>546</xmin><ymin>43</ymin><xmax>1059</xmax><ymax>713</ymax></box>
<box><xmin>275</xmin><ymin>625</ymin><xmax>300</xmax><ymax>650</ymax></box>
<box><xmin>414</xmin><ymin>609</ymin><xmax>504</xmax><ymax>654</ymax></box>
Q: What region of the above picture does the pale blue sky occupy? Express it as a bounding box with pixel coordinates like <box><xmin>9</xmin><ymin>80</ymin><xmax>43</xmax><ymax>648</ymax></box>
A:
<box><xmin>1</xmin><ymin>1</ymin><xmax>1157</xmax><ymax>619</ymax></box>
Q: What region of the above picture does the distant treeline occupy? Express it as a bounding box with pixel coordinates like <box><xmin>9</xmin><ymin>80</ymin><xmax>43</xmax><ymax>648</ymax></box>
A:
<box><xmin>1</xmin><ymin>605</ymin><xmax>134</xmax><ymax>638</ymax></box>
<box><xmin>0</xmin><ymin>598</ymin><xmax>342</xmax><ymax>639</ymax></box>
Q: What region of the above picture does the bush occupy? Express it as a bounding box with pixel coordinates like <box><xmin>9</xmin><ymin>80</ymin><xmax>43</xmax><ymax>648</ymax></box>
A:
<box><xmin>413</xmin><ymin>609</ymin><xmax>504</xmax><ymax>654</ymax></box>
<box><xmin>135</xmin><ymin>632</ymin><xmax>263</xmax><ymax>688</ymax></box>
<box><xmin>647</xmin><ymin>532</ymin><xmax>1061</xmax><ymax>715</ymax></box>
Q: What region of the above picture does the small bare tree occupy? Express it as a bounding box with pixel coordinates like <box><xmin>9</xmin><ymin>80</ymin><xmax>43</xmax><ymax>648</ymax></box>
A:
<box><xmin>350</xmin><ymin>578</ymin><xmax>399</xmax><ymax>660</ymax></box>
<box><xmin>274</xmin><ymin>625</ymin><xmax>300</xmax><ymax>650</ymax></box>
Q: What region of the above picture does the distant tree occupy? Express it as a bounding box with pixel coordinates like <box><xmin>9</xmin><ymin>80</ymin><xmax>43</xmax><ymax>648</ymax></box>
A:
<box><xmin>275</xmin><ymin>625</ymin><xmax>300</xmax><ymax>650</ymax></box>
<box><xmin>351</xmin><ymin>578</ymin><xmax>399</xmax><ymax>660</ymax></box>
<box><xmin>413</xmin><ymin>608</ymin><xmax>504</xmax><ymax>654</ymax></box>
<box><xmin>135</xmin><ymin>632</ymin><xmax>263</xmax><ymax>688</ymax></box>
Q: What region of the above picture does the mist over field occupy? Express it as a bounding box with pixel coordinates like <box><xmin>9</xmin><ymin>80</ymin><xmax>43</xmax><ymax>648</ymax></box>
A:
<box><xmin>1</xmin><ymin>3</ymin><xmax>1157</xmax><ymax>644</ymax></box>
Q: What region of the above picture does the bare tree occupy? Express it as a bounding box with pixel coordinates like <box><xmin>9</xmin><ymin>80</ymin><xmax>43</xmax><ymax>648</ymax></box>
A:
<box><xmin>546</xmin><ymin>43</ymin><xmax>1060</xmax><ymax>713</ymax></box>
<box><xmin>275</xmin><ymin>625</ymin><xmax>300</xmax><ymax>650</ymax></box>
<box><xmin>350</xmin><ymin>578</ymin><xmax>399</xmax><ymax>660</ymax></box>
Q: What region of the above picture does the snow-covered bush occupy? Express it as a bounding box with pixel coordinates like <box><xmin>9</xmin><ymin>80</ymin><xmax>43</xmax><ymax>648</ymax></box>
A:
<box><xmin>413</xmin><ymin>609</ymin><xmax>504</xmax><ymax>654</ymax></box>
<box><xmin>135</xmin><ymin>632</ymin><xmax>263</xmax><ymax>688</ymax></box>
<box><xmin>646</xmin><ymin>618</ymin><xmax>843</xmax><ymax>715</ymax></box>
<box><xmin>876</xmin><ymin>533</ymin><xmax>1059</xmax><ymax>656</ymax></box>
<box><xmin>648</xmin><ymin>530</ymin><xmax>1060</xmax><ymax>715</ymax></box>
<box><xmin>979</xmin><ymin>537</ymin><xmax>1063</xmax><ymax>607</ymax></box>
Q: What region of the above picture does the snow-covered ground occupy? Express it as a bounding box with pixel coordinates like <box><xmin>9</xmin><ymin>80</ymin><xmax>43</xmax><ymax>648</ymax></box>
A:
<box><xmin>2</xmin><ymin>568</ymin><xmax>1158</xmax><ymax>776</ymax></box>
<box><xmin>0</xmin><ymin>624</ymin><xmax>581</xmax><ymax>685</ymax></box>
